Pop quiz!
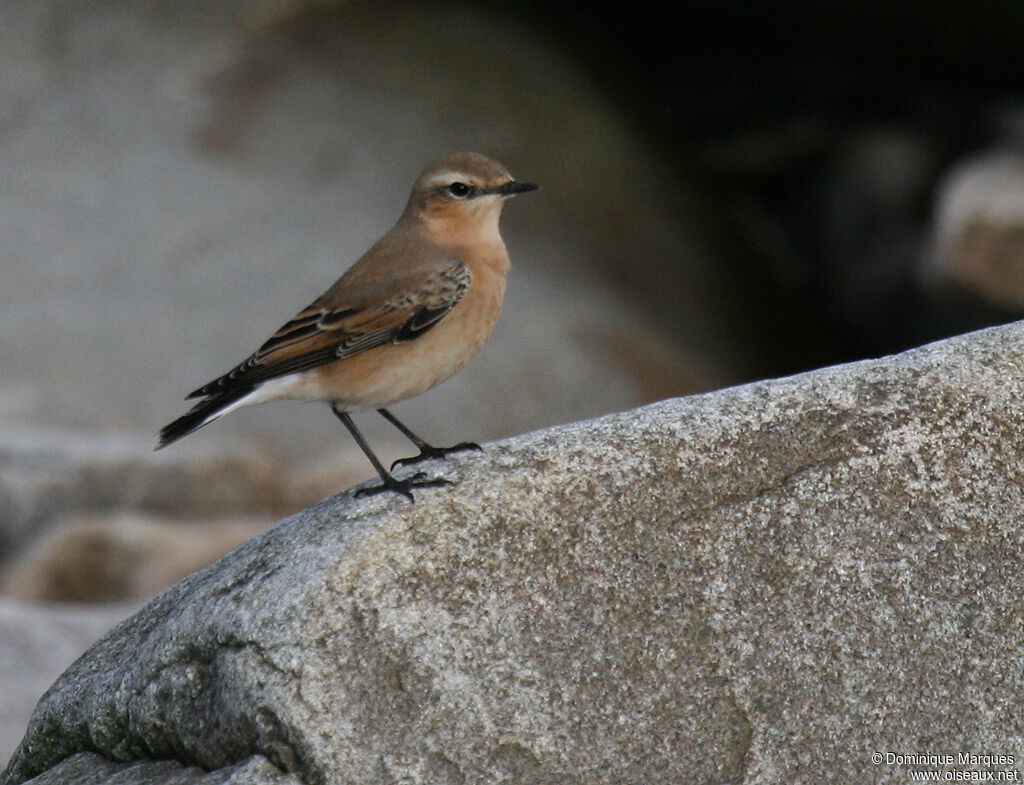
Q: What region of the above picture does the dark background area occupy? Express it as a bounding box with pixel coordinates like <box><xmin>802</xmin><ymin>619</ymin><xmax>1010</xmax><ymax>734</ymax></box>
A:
<box><xmin>494</xmin><ymin>0</ymin><xmax>1024</xmax><ymax>379</ymax></box>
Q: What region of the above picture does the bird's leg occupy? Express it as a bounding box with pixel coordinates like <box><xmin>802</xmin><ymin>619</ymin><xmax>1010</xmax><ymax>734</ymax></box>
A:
<box><xmin>331</xmin><ymin>407</ymin><xmax>451</xmax><ymax>502</ymax></box>
<box><xmin>377</xmin><ymin>407</ymin><xmax>482</xmax><ymax>470</ymax></box>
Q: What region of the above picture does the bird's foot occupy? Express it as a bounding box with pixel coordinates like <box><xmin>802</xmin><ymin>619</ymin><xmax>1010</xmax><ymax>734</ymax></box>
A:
<box><xmin>355</xmin><ymin>472</ymin><xmax>453</xmax><ymax>502</ymax></box>
<box><xmin>391</xmin><ymin>441</ymin><xmax>482</xmax><ymax>471</ymax></box>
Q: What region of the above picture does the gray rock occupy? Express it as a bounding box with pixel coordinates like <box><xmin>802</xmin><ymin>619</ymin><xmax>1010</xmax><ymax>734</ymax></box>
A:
<box><xmin>18</xmin><ymin>752</ymin><xmax>300</xmax><ymax>785</ymax></box>
<box><xmin>6</xmin><ymin>322</ymin><xmax>1024</xmax><ymax>784</ymax></box>
<box><xmin>0</xmin><ymin>600</ymin><xmax>135</xmax><ymax>768</ymax></box>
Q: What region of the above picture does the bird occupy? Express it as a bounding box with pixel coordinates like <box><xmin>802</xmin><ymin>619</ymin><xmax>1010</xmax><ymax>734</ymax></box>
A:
<box><xmin>157</xmin><ymin>152</ymin><xmax>537</xmax><ymax>501</ymax></box>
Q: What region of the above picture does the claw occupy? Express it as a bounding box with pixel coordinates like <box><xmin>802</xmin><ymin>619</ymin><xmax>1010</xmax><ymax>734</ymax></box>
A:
<box><xmin>390</xmin><ymin>441</ymin><xmax>482</xmax><ymax>471</ymax></box>
<box><xmin>355</xmin><ymin>473</ymin><xmax>454</xmax><ymax>502</ymax></box>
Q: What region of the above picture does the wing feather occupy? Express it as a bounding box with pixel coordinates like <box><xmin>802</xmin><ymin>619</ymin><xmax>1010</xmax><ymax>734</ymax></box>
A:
<box><xmin>187</xmin><ymin>262</ymin><xmax>470</xmax><ymax>399</ymax></box>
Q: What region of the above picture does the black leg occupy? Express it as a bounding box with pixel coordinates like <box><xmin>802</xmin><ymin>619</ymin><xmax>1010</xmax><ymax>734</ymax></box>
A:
<box><xmin>331</xmin><ymin>406</ymin><xmax>451</xmax><ymax>502</ymax></box>
<box><xmin>377</xmin><ymin>407</ymin><xmax>482</xmax><ymax>470</ymax></box>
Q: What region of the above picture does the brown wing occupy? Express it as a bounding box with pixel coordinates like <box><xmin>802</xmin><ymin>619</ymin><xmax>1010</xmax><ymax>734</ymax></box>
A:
<box><xmin>186</xmin><ymin>262</ymin><xmax>470</xmax><ymax>399</ymax></box>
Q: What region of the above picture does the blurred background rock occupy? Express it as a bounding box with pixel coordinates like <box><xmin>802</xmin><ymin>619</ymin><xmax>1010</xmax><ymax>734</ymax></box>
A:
<box><xmin>4</xmin><ymin>0</ymin><xmax>1024</xmax><ymax>761</ymax></box>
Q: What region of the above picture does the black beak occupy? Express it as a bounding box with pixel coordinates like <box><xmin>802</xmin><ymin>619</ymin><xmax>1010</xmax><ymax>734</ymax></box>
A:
<box><xmin>498</xmin><ymin>180</ymin><xmax>539</xmax><ymax>196</ymax></box>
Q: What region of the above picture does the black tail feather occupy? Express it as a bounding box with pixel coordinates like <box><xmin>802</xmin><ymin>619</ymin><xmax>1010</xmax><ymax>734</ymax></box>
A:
<box><xmin>156</xmin><ymin>387</ymin><xmax>252</xmax><ymax>450</ymax></box>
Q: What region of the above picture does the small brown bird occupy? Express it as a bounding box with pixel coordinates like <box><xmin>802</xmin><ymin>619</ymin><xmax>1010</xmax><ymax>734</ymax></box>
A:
<box><xmin>158</xmin><ymin>152</ymin><xmax>536</xmax><ymax>500</ymax></box>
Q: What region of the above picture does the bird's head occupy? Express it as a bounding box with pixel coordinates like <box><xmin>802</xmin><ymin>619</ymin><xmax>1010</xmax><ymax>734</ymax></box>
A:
<box><xmin>404</xmin><ymin>152</ymin><xmax>537</xmax><ymax>242</ymax></box>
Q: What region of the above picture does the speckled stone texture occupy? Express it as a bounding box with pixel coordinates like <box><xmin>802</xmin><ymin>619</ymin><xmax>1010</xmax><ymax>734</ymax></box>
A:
<box><xmin>17</xmin><ymin>753</ymin><xmax>300</xmax><ymax>784</ymax></box>
<box><xmin>5</xmin><ymin>322</ymin><xmax>1024</xmax><ymax>784</ymax></box>
<box><xmin>0</xmin><ymin>601</ymin><xmax>136</xmax><ymax>766</ymax></box>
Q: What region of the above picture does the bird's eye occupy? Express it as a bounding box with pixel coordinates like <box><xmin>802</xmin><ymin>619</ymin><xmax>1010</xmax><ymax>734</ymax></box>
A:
<box><xmin>446</xmin><ymin>182</ymin><xmax>472</xmax><ymax>198</ymax></box>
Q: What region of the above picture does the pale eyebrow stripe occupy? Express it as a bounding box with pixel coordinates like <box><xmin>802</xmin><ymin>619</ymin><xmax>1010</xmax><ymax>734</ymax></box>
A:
<box><xmin>422</xmin><ymin>170</ymin><xmax>474</xmax><ymax>189</ymax></box>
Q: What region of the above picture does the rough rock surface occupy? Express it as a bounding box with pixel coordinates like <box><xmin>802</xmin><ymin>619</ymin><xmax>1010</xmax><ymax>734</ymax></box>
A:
<box><xmin>5</xmin><ymin>322</ymin><xmax>1024</xmax><ymax>784</ymax></box>
<box><xmin>15</xmin><ymin>753</ymin><xmax>299</xmax><ymax>785</ymax></box>
<box><xmin>0</xmin><ymin>600</ymin><xmax>136</xmax><ymax>767</ymax></box>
